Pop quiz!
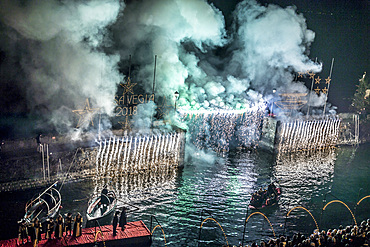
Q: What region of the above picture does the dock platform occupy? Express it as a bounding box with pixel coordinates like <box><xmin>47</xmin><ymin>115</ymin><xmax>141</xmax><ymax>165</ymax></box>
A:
<box><xmin>0</xmin><ymin>221</ymin><xmax>151</xmax><ymax>247</ymax></box>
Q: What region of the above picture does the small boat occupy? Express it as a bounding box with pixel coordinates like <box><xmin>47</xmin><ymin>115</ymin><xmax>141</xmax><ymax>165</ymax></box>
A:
<box><xmin>21</xmin><ymin>182</ymin><xmax>61</xmax><ymax>224</ymax></box>
<box><xmin>249</xmin><ymin>183</ymin><xmax>281</xmax><ymax>210</ymax></box>
<box><xmin>86</xmin><ymin>187</ymin><xmax>117</xmax><ymax>223</ymax></box>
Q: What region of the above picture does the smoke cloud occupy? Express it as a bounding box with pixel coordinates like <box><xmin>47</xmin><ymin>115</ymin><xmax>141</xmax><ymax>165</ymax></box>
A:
<box><xmin>228</xmin><ymin>0</ymin><xmax>322</xmax><ymax>94</ymax></box>
<box><xmin>0</xmin><ymin>0</ymin><xmax>325</xmax><ymax>139</ymax></box>
<box><xmin>111</xmin><ymin>0</ymin><xmax>322</xmax><ymax>114</ymax></box>
<box><xmin>111</xmin><ymin>0</ymin><xmax>226</xmax><ymax>101</ymax></box>
<box><xmin>0</xmin><ymin>0</ymin><xmax>123</xmax><ymax>136</ymax></box>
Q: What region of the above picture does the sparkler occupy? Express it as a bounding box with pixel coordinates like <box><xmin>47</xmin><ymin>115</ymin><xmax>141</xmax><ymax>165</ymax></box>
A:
<box><xmin>277</xmin><ymin>117</ymin><xmax>341</xmax><ymax>153</ymax></box>
<box><xmin>95</xmin><ymin>132</ymin><xmax>184</xmax><ymax>177</ymax></box>
<box><xmin>180</xmin><ymin>105</ymin><xmax>266</xmax><ymax>153</ymax></box>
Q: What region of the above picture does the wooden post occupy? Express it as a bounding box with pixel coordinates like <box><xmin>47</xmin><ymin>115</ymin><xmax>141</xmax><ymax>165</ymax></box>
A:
<box><xmin>152</xmin><ymin>55</ymin><xmax>157</xmax><ymax>94</ymax></box>
<box><xmin>128</xmin><ymin>55</ymin><xmax>132</xmax><ymax>79</ymax></box>
<box><xmin>59</xmin><ymin>158</ymin><xmax>63</xmax><ymax>172</ymax></box>
<box><xmin>323</xmin><ymin>58</ymin><xmax>335</xmax><ymax>115</ymax></box>
<box><xmin>307</xmin><ymin>57</ymin><xmax>317</xmax><ymax>117</ymax></box>
<box><xmin>47</xmin><ymin>144</ymin><xmax>50</xmax><ymax>180</ymax></box>
<box><xmin>42</xmin><ymin>144</ymin><xmax>45</xmax><ymax>180</ymax></box>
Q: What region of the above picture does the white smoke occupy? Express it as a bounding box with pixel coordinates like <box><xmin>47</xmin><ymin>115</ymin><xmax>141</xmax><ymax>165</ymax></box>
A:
<box><xmin>112</xmin><ymin>0</ymin><xmax>226</xmax><ymax>105</ymax></box>
<box><xmin>0</xmin><ymin>0</ymin><xmax>329</xmax><ymax>141</ymax></box>
<box><xmin>228</xmin><ymin>0</ymin><xmax>322</xmax><ymax>94</ymax></box>
<box><xmin>0</xmin><ymin>0</ymin><xmax>123</xmax><ymax>135</ymax></box>
<box><xmin>116</xmin><ymin>0</ymin><xmax>322</xmax><ymax>116</ymax></box>
<box><xmin>131</xmin><ymin>101</ymin><xmax>156</xmax><ymax>135</ymax></box>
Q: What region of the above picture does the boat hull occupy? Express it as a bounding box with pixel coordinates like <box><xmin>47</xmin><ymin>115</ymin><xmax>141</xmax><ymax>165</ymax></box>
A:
<box><xmin>21</xmin><ymin>182</ymin><xmax>61</xmax><ymax>224</ymax></box>
<box><xmin>249</xmin><ymin>187</ymin><xmax>281</xmax><ymax>210</ymax></box>
<box><xmin>248</xmin><ymin>196</ymin><xmax>280</xmax><ymax>210</ymax></box>
<box><xmin>86</xmin><ymin>190</ymin><xmax>117</xmax><ymax>226</ymax></box>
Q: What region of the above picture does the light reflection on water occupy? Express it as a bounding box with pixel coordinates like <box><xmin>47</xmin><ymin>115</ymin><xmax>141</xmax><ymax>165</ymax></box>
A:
<box><xmin>274</xmin><ymin>149</ymin><xmax>336</xmax><ymax>208</ymax></box>
<box><xmin>273</xmin><ymin>149</ymin><xmax>336</xmax><ymax>236</ymax></box>
<box><xmin>1</xmin><ymin>144</ymin><xmax>369</xmax><ymax>246</ymax></box>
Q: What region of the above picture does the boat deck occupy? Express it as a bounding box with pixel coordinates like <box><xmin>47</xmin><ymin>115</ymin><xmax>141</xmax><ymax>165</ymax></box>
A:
<box><xmin>0</xmin><ymin>220</ymin><xmax>151</xmax><ymax>247</ymax></box>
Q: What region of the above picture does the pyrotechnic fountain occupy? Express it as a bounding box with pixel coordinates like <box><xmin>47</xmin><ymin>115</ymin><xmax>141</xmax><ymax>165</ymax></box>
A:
<box><xmin>92</xmin><ymin>164</ymin><xmax>178</xmax><ymax>203</ymax></box>
<box><xmin>95</xmin><ymin>132</ymin><xmax>184</xmax><ymax>178</ymax></box>
<box><xmin>276</xmin><ymin>117</ymin><xmax>341</xmax><ymax>153</ymax></box>
<box><xmin>180</xmin><ymin>107</ymin><xmax>266</xmax><ymax>153</ymax></box>
<box><xmin>179</xmin><ymin>105</ymin><xmax>347</xmax><ymax>153</ymax></box>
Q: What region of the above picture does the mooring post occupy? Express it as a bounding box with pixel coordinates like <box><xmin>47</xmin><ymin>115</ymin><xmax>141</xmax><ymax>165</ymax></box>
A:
<box><xmin>47</xmin><ymin>144</ymin><xmax>50</xmax><ymax>180</ymax></box>
<box><xmin>41</xmin><ymin>144</ymin><xmax>45</xmax><ymax>180</ymax></box>
<box><xmin>150</xmin><ymin>215</ymin><xmax>153</xmax><ymax>243</ymax></box>
<box><xmin>354</xmin><ymin>188</ymin><xmax>363</xmax><ymax>218</ymax></box>
<box><xmin>284</xmin><ymin>203</ymin><xmax>290</xmax><ymax>236</ymax></box>
<box><xmin>320</xmin><ymin>193</ymin><xmax>328</xmax><ymax>227</ymax></box>
<box><xmin>197</xmin><ymin>210</ymin><xmax>203</xmax><ymax>247</ymax></box>
<box><xmin>241</xmin><ymin>208</ymin><xmax>249</xmax><ymax>246</ymax></box>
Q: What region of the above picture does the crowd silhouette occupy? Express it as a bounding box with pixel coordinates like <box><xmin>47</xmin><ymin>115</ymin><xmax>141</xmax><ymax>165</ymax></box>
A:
<box><xmin>233</xmin><ymin>218</ymin><xmax>370</xmax><ymax>247</ymax></box>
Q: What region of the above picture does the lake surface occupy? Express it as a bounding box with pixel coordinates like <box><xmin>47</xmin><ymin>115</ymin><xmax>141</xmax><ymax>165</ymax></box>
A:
<box><xmin>0</xmin><ymin>143</ymin><xmax>369</xmax><ymax>246</ymax></box>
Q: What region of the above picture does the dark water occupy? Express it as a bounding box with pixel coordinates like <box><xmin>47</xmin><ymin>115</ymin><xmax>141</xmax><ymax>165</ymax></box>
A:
<box><xmin>0</xmin><ymin>143</ymin><xmax>369</xmax><ymax>246</ymax></box>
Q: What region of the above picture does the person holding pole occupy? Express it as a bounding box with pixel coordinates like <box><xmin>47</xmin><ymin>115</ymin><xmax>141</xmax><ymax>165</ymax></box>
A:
<box><xmin>119</xmin><ymin>207</ymin><xmax>127</xmax><ymax>231</ymax></box>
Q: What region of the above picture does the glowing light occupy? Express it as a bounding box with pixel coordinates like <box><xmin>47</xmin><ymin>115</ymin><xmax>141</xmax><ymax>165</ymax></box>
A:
<box><xmin>94</xmin><ymin>230</ymin><xmax>103</xmax><ymax>242</ymax></box>
<box><xmin>357</xmin><ymin>195</ymin><xmax>370</xmax><ymax>206</ymax></box>
<box><xmin>286</xmin><ymin>206</ymin><xmax>319</xmax><ymax>231</ymax></box>
<box><xmin>245</xmin><ymin>212</ymin><xmax>276</xmax><ymax>237</ymax></box>
<box><xmin>180</xmin><ymin>104</ymin><xmax>265</xmax><ymax>153</ymax></box>
<box><xmin>308</xmin><ymin>71</ymin><xmax>316</xmax><ymax>79</ymax></box>
<box><xmin>277</xmin><ymin>118</ymin><xmax>341</xmax><ymax>153</ymax></box>
<box><xmin>72</xmin><ymin>98</ymin><xmax>100</xmax><ymax>128</ymax></box>
<box><xmin>151</xmin><ymin>224</ymin><xmax>167</xmax><ymax>247</ymax></box>
<box><xmin>200</xmin><ymin>217</ymin><xmax>229</xmax><ymax>246</ymax></box>
<box><xmin>323</xmin><ymin>200</ymin><xmax>357</xmax><ymax>226</ymax></box>
<box><xmin>120</xmin><ymin>77</ymin><xmax>137</xmax><ymax>95</ymax></box>
<box><xmin>179</xmin><ymin>108</ymin><xmax>250</xmax><ymax>115</ymax></box>
<box><xmin>96</xmin><ymin>132</ymin><xmax>184</xmax><ymax>177</ymax></box>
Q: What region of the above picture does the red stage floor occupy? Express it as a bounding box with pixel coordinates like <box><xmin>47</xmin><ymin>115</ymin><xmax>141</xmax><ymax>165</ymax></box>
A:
<box><xmin>0</xmin><ymin>220</ymin><xmax>151</xmax><ymax>247</ymax></box>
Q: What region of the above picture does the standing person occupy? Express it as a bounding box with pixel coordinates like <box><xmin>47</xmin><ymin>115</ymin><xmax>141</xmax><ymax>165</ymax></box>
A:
<box><xmin>45</xmin><ymin>218</ymin><xmax>55</xmax><ymax>240</ymax></box>
<box><xmin>119</xmin><ymin>207</ymin><xmax>127</xmax><ymax>231</ymax></box>
<box><xmin>55</xmin><ymin>214</ymin><xmax>64</xmax><ymax>239</ymax></box>
<box><xmin>27</xmin><ymin>221</ymin><xmax>34</xmax><ymax>244</ymax></box>
<box><xmin>112</xmin><ymin>211</ymin><xmax>119</xmax><ymax>236</ymax></box>
<box><xmin>31</xmin><ymin>218</ymin><xmax>42</xmax><ymax>247</ymax></box>
<box><xmin>73</xmin><ymin>213</ymin><xmax>83</xmax><ymax>237</ymax></box>
<box><xmin>100</xmin><ymin>187</ymin><xmax>109</xmax><ymax>215</ymax></box>
<box><xmin>101</xmin><ymin>187</ymin><xmax>109</xmax><ymax>204</ymax></box>
<box><xmin>17</xmin><ymin>219</ymin><xmax>28</xmax><ymax>244</ymax></box>
<box><xmin>65</xmin><ymin>212</ymin><xmax>73</xmax><ymax>236</ymax></box>
<box><xmin>36</xmin><ymin>134</ymin><xmax>42</xmax><ymax>152</ymax></box>
<box><xmin>29</xmin><ymin>221</ymin><xmax>36</xmax><ymax>247</ymax></box>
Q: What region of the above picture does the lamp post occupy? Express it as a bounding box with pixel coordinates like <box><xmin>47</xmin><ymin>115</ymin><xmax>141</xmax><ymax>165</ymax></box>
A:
<box><xmin>174</xmin><ymin>91</ymin><xmax>179</xmax><ymax>111</ymax></box>
<box><xmin>271</xmin><ymin>89</ymin><xmax>276</xmax><ymax>117</ymax></box>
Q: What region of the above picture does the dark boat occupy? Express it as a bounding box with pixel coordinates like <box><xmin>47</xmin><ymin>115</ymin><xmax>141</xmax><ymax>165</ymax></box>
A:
<box><xmin>86</xmin><ymin>187</ymin><xmax>117</xmax><ymax>223</ymax></box>
<box><xmin>249</xmin><ymin>183</ymin><xmax>281</xmax><ymax>210</ymax></box>
<box><xmin>21</xmin><ymin>182</ymin><xmax>61</xmax><ymax>224</ymax></box>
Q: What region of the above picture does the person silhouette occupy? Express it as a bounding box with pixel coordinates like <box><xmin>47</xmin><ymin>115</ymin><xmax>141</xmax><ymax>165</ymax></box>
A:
<box><xmin>119</xmin><ymin>207</ymin><xmax>127</xmax><ymax>231</ymax></box>
<box><xmin>112</xmin><ymin>211</ymin><xmax>119</xmax><ymax>236</ymax></box>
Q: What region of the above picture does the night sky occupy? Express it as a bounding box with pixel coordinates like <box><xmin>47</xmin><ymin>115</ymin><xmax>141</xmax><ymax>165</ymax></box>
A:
<box><xmin>213</xmin><ymin>0</ymin><xmax>369</xmax><ymax>107</ymax></box>
<box><xmin>0</xmin><ymin>0</ymin><xmax>368</xmax><ymax>139</ymax></box>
